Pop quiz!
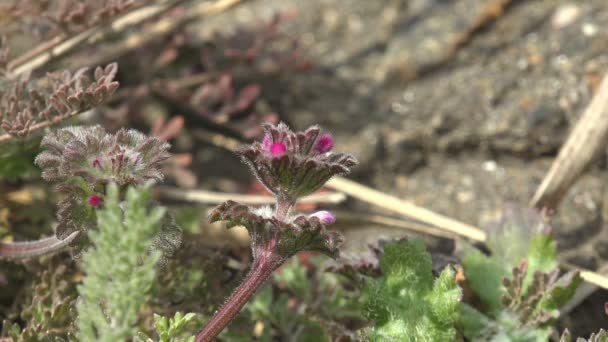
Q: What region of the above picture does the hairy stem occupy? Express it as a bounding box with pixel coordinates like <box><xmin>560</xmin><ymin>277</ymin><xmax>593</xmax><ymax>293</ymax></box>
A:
<box><xmin>275</xmin><ymin>196</ymin><xmax>294</xmax><ymax>221</ymax></box>
<box><xmin>196</xmin><ymin>250</ymin><xmax>283</xmax><ymax>342</ymax></box>
<box><xmin>0</xmin><ymin>231</ymin><xmax>79</xmax><ymax>260</ymax></box>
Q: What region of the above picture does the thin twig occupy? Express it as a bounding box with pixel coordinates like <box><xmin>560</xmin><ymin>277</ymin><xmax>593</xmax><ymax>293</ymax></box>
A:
<box><xmin>8</xmin><ymin>0</ymin><xmax>185</xmax><ymax>77</ymax></box>
<box><xmin>85</xmin><ymin>0</ymin><xmax>245</xmax><ymax>68</ymax></box>
<box><xmin>158</xmin><ymin>186</ymin><xmax>346</xmax><ymax>205</ymax></box>
<box><xmin>326</xmin><ymin>177</ymin><xmax>487</xmax><ymax>242</ymax></box>
<box><xmin>531</xmin><ymin>74</ymin><xmax>608</xmax><ymax>210</ymax></box>
<box><xmin>333</xmin><ymin>211</ymin><xmax>458</xmax><ymax>240</ymax></box>
<box><xmin>8</xmin><ymin>36</ymin><xmax>64</xmax><ymax>70</ymax></box>
<box><xmin>7</xmin><ymin>1</ymin><xmax>152</xmax><ymax>70</ymax></box>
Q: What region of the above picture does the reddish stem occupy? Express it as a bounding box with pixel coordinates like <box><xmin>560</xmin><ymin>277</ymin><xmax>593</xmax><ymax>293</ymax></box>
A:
<box><xmin>196</xmin><ymin>250</ymin><xmax>284</xmax><ymax>342</ymax></box>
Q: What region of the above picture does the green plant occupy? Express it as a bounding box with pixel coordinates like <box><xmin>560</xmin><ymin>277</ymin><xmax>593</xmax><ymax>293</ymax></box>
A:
<box><xmin>197</xmin><ymin>123</ymin><xmax>357</xmax><ymax>341</ymax></box>
<box><xmin>460</xmin><ymin>208</ymin><xmax>581</xmax><ymax>341</ymax></box>
<box><xmin>359</xmin><ymin>239</ymin><xmax>462</xmax><ymax>341</ymax></box>
<box><xmin>76</xmin><ymin>183</ymin><xmax>164</xmax><ymax>341</ymax></box>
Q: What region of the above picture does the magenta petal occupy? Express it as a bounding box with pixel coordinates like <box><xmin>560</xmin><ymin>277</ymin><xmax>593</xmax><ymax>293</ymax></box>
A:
<box><xmin>315</xmin><ymin>134</ymin><xmax>334</xmax><ymax>153</ymax></box>
<box><xmin>310</xmin><ymin>210</ymin><xmax>336</xmax><ymax>225</ymax></box>
<box><xmin>270</xmin><ymin>143</ymin><xmax>287</xmax><ymax>157</ymax></box>
<box><xmin>88</xmin><ymin>195</ymin><xmax>103</xmax><ymax>209</ymax></box>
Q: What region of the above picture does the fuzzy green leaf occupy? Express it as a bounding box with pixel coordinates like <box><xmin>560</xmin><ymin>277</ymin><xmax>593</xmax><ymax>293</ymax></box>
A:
<box><xmin>362</xmin><ymin>240</ymin><xmax>461</xmax><ymax>341</ymax></box>
<box><xmin>462</xmin><ymin>246</ymin><xmax>507</xmax><ymax>314</ymax></box>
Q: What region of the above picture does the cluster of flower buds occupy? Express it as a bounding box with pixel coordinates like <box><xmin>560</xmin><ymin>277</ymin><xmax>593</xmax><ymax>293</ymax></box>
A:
<box><xmin>35</xmin><ymin>125</ymin><xmax>171</xmax><ymax>241</ymax></box>
<box><xmin>210</xmin><ymin>123</ymin><xmax>357</xmax><ymax>261</ymax></box>
<box><xmin>36</xmin><ymin>125</ymin><xmax>170</xmax><ymax>188</ymax></box>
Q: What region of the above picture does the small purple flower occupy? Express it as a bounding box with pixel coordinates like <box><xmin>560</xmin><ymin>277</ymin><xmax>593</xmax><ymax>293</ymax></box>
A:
<box><xmin>88</xmin><ymin>195</ymin><xmax>103</xmax><ymax>209</ymax></box>
<box><xmin>310</xmin><ymin>210</ymin><xmax>336</xmax><ymax>225</ymax></box>
<box><xmin>315</xmin><ymin>134</ymin><xmax>334</xmax><ymax>153</ymax></box>
<box><xmin>270</xmin><ymin>143</ymin><xmax>287</xmax><ymax>157</ymax></box>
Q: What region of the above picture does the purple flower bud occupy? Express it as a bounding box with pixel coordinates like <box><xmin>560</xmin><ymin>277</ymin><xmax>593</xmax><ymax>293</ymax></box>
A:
<box><xmin>88</xmin><ymin>195</ymin><xmax>103</xmax><ymax>209</ymax></box>
<box><xmin>315</xmin><ymin>134</ymin><xmax>334</xmax><ymax>153</ymax></box>
<box><xmin>92</xmin><ymin>157</ymin><xmax>102</xmax><ymax>169</ymax></box>
<box><xmin>270</xmin><ymin>143</ymin><xmax>287</xmax><ymax>157</ymax></box>
<box><xmin>310</xmin><ymin>210</ymin><xmax>336</xmax><ymax>225</ymax></box>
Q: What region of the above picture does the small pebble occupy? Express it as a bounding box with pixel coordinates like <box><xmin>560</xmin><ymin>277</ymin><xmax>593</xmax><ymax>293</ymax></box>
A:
<box><xmin>551</xmin><ymin>4</ymin><xmax>581</xmax><ymax>28</ymax></box>
<box><xmin>582</xmin><ymin>23</ymin><xmax>598</xmax><ymax>37</ymax></box>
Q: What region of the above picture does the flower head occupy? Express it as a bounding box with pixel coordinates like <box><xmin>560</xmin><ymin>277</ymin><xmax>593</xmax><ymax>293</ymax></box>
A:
<box><xmin>35</xmin><ymin>125</ymin><xmax>171</xmax><ymax>240</ymax></box>
<box><xmin>237</xmin><ymin>123</ymin><xmax>357</xmax><ymax>201</ymax></box>
<box><xmin>35</xmin><ymin>125</ymin><xmax>170</xmax><ymax>187</ymax></box>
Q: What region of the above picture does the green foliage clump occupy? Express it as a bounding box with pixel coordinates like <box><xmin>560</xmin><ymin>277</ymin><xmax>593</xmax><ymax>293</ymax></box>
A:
<box><xmin>361</xmin><ymin>239</ymin><xmax>462</xmax><ymax>341</ymax></box>
<box><xmin>460</xmin><ymin>209</ymin><xmax>581</xmax><ymax>341</ymax></box>
<box><xmin>76</xmin><ymin>183</ymin><xmax>164</xmax><ymax>342</ymax></box>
